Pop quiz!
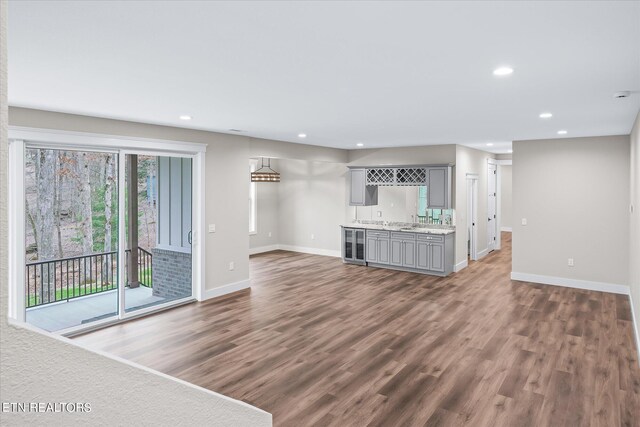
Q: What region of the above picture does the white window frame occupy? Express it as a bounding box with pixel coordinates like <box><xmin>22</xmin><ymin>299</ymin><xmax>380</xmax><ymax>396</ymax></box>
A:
<box><xmin>249</xmin><ymin>159</ymin><xmax>258</xmax><ymax>235</ymax></box>
<box><xmin>7</xmin><ymin>127</ymin><xmax>207</xmax><ymax>334</ymax></box>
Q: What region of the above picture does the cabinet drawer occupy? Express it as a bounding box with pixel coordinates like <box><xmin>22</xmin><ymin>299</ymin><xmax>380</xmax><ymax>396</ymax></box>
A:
<box><xmin>366</xmin><ymin>230</ymin><xmax>390</xmax><ymax>238</ymax></box>
<box><xmin>391</xmin><ymin>232</ymin><xmax>415</xmax><ymax>240</ymax></box>
<box><xmin>416</xmin><ymin>234</ymin><xmax>444</xmax><ymax>242</ymax></box>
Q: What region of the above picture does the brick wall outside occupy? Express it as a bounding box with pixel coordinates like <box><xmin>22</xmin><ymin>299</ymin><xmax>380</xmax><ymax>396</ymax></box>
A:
<box><xmin>152</xmin><ymin>248</ymin><xmax>192</xmax><ymax>299</ymax></box>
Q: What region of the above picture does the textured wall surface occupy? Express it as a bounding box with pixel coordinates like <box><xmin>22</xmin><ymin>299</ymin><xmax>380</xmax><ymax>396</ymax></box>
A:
<box><xmin>152</xmin><ymin>248</ymin><xmax>192</xmax><ymax>299</ymax></box>
<box><xmin>0</xmin><ymin>6</ymin><xmax>270</xmax><ymax>424</ymax></box>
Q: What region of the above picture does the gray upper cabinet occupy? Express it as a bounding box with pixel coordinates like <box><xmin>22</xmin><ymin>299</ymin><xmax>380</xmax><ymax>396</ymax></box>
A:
<box><xmin>349</xmin><ymin>165</ymin><xmax>451</xmax><ymax>208</ymax></box>
<box><xmin>350</xmin><ymin>169</ymin><xmax>378</xmax><ymax>206</ymax></box>
<box><xmin>426</xmin><ymin>166</ymin><xmax>451</xmax><ymax>209</ymax></box>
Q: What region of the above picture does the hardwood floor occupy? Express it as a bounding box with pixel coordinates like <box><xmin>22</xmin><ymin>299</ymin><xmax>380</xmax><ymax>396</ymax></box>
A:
<box><xmin>74</xmin><ymin>233</ymin><xmax>640</xmax><ymax>426</ymax></box>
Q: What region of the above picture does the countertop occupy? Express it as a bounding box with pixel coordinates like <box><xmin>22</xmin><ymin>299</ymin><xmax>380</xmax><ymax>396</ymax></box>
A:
<box><xmin>341</xmin><ymin>223</ymin><xmax>455</xmax><ymax>235</ymax></box>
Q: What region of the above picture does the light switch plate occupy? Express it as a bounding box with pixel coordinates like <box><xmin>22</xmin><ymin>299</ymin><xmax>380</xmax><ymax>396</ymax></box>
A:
<box><xmin>521</xmin><ymin>218</ymin><xmax>527</xmax><ymax>226</ymax></box>
<box><xmin>208</xmin><ymin>224</ymin><xmax>216</xmax><ymax>233</ymax></box>
<box><xmin>568</xmin><ymin>258</ymin><xmax>574</xmax><ymax>267</ymax></box>
<box><xmin>229</xmin><ymin>261</ymin><xmax>234</xmax><ymax>271</ymax></box>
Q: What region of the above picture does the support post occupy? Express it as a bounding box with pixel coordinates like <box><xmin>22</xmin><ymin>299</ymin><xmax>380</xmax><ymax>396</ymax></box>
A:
<box><xmin>127</xmin><ymin>154</ymin><xmax>139</xmax><ymax>288</ymax></box>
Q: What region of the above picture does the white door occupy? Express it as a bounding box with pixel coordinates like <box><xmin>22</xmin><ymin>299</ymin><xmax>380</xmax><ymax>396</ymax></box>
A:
<box><xmin>466</xmin><ymin>175</ymin><xmax>478</xmax><ymax>261</ymax></box>
<box><xmin>487</xmin><ymin>163</ymin><xmax>497</xmax><ymax>251</ymax></box>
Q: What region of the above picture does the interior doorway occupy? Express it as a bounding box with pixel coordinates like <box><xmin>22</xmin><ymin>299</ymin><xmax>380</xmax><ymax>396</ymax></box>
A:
<box><xmin>487</xmin><ymin>162</ymin><xmax>497</xmax><ymax>252</ymax></box>
<box><xmin>466</xmin><ymin>174</ymin><xmax>479</xmax><ymax>261</ymax></box>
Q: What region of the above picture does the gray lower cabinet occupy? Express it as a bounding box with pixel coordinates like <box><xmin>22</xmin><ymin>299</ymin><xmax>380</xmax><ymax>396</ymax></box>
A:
<box><xmin>417</xmin><ymin>240</ymin><xmax>445</xmax><ymax>272</ymax></box>
<box><xmin>390</xmin><ymin>232</ymin><xmax>416</xmax><ymax>268</ymax></box>
<box><xmin>363</xmin><ymin>228</ymin><xmax>454</xmax><ymax>276</ymax></box>
<box><xmin>366</xmin><ymin>230</ymin><xmax>390</xmax><ymax>264</ymax></box>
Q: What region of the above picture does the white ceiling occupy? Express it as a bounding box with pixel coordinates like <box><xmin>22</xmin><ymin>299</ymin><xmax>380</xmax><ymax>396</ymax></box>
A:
<box><xmin>8</xmin><ymin>1</ymin><xmax>640</xmax><ymax>153</ymax></box>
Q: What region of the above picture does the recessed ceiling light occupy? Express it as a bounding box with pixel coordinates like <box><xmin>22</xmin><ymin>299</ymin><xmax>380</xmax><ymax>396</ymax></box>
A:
<box><xmin>539</xmin><ymin>112</ymin><xmax>553</xmax><ymax>119</ymax></box>
<box><xmin>493</xmin><ymin>67</ymin><xmax>514</xmax><ymax>76</ymax></box>
<box><xmin>298</xmin><ymin>133</ymin><xmax>307</xmax><ymax>138</ymax></box>
<box><xmin>356</xmin><ymin>143</ymin><xmax>364</xmax><ymax>147</ymax></box>
<box><xmin>486</xmin><ymin>143</ymin><xmax>494</xmax><ymax>146</ymax></box>
<box><xmin>557</xmin><ymin>130</ymin><xmax>568</xmax><ymax>135</ymax></box>
<box><xmin>179</xmin><ymin>115</ymin><xmax>192</xmax><ymax>121</ymax></box>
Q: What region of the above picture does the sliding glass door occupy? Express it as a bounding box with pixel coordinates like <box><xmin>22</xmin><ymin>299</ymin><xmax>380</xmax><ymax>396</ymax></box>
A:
<box><xmin>23</xmin><ymin>145</ymin><xmax>194</xmax><ymax>333</ymax></box>
<box><xmin>24</xmin><ymin>147</ymin><xmax>120</xmax><ymax>331</ymax></box>
<box><xmin>123</xmin><ymin>154</ymin><xmax>193</xmax><ymax>314</ymax></box>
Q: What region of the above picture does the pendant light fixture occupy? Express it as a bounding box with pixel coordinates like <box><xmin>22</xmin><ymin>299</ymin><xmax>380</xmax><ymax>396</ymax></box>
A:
<box><xmin>251</xmin><ymin>157</ymin><xmax>280</xmax><ymax>182</ymax></box>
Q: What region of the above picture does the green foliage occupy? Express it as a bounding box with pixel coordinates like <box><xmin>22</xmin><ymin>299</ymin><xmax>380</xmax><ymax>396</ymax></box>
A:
<box><xmin>91</xmin><ymin>182</ymin><xmax>117</xmax><ymax>252</ymax></box>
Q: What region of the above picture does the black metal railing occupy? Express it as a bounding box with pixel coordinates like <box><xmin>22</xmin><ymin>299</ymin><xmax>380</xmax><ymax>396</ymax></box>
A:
<box><xmin>125</xmin><ymin>247</ymin><xmax>153</xmax><ymax>288</ymax></box>
<box><xmin>25</xmin><ymin>247</ymin><xmax>152</xmax><ymax>308</ymax></box>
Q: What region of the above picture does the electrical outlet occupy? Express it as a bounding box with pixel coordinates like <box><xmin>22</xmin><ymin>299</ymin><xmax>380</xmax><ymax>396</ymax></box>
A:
<box><xmin>208</xmin><ymin>224</ymin><xmax>216</xmax><ymax>233</ymax></box>
<box><xmin>521</xmin><ymin>218</ymin><xmax>527</xmax><ymax>226</ymax></box>
<box><xmin>229</xmin><ymin>261</ymin><xmax>234</xmax><ymax>271</ymax></box>
<box><xmin>568</xmin><ymin>258</ymin><xmax>574</xmax><ymax>267</ymax></box>
<box><xmin>268</xmin><ymin>231</ymin><xmax>272</xmax><ymax>238</ymax></box>
<box><xmin>311</xmin><ymin>234</ymin><xmax>315</xmax><ymax>240</ymax></box>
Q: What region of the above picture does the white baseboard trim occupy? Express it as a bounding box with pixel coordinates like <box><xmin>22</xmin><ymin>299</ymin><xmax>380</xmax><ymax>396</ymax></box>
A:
<box><xmin>203</xmin><ymin>279</ymin><xmax>251</xmax><ymax>301</ymax></box>
<box><xmin>477</xmin><ymin>248</ymin><xmax>490</xmax><ymax>259</ymax></box>
<box><xmin>500</xmin><ymin>227</ymin><xmax>512</xmax><ymax>232</ymax></box>
<box><xmin>629</xmin><ymin>292</ymin><xmax>640</xmax><ymax>367</ymax></box>
<box><xmin>249</xmin><ymin>245</ymin><xmax>279</xmax><ymax>255</ymax></box>
<box><xmin>510</xmin><ymin>272</ymin><xmax>630</xmax><ymax>295</ymax></box>
<box><xmin>278</xmin><ymin>244</ymin><xmax>341</xmax><ymax>258</ymax></box>
<box><xmin>454</xmin><ymin>259</ymin><xmax>468</xmax><ymax>272</ymax></box>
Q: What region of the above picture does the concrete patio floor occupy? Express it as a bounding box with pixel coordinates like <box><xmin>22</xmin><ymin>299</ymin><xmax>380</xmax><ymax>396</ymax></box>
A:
<box><xmin>26</xmin><ymin>286</ymin><xmax>168</xmax><ymax>332</ymax></box>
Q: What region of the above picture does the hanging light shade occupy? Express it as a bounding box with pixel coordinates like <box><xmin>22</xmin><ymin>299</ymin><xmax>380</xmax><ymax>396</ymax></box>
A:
<box><xmin>251</xmin><ymin>157</ymin><xmax>280</xmax><ymax>182</ymax></box>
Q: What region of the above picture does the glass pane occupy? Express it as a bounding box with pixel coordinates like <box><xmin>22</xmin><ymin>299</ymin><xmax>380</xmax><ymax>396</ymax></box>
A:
<box><xmin>345</xmin><ymin>229</ymin><xmax>353</xmax><ymax>259</ymax></box>
<box><xmin>25</xmin><ymin>148</ymin><xmax>119</xmax><ymax>332</ymax></box>
<box><xmin>124</xmin><ymin>154</ymin><xmax>192</xmax><ymax>313</ymax></box>
<box><xmin>356</xmin><ymin>231</ymin><xmax>365</xmax><ymax>260</ymax></box>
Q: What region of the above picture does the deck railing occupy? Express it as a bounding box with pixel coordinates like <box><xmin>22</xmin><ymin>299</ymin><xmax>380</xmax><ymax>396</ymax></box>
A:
<box><xmin>25</xmin><ymin>247</ymin><xmax>152</xmax><ymax>308</ymax></box>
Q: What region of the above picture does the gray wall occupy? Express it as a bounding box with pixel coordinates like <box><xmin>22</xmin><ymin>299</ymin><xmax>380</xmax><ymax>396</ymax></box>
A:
<box><xmin>347</xmin><ymin>144</ymin><xmax>456</xmax><ymax>166</ymax></box>
<box><xmin>512</xmin><ymin>135</ymin><xmax>630</xmax><ymax>285</ymax></box>
<box><xmin>630</xmin><ymin>111</ymin><xmax>640</xmax><ymax>338</ymax></box>
<box><xmin>277</xmin><ymin>159</ymin><xmax>348</xmax><ymax>255</ymax></box>
<box><xmin>0</xmin><ymin>4</ymin><xmax>271</xmax><ymax>425</ymax></box>
<box><xmin>500</xmin><ymin>165</ymin><xmax>512</xmax><ymax>230</ymax></box>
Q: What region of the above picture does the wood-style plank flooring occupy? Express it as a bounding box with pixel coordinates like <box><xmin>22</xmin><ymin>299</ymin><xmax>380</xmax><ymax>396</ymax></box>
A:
<box><xmin>75</xmin><ymin>233</ymin><xmax>640</xmax><ymax>426</ymax></box>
